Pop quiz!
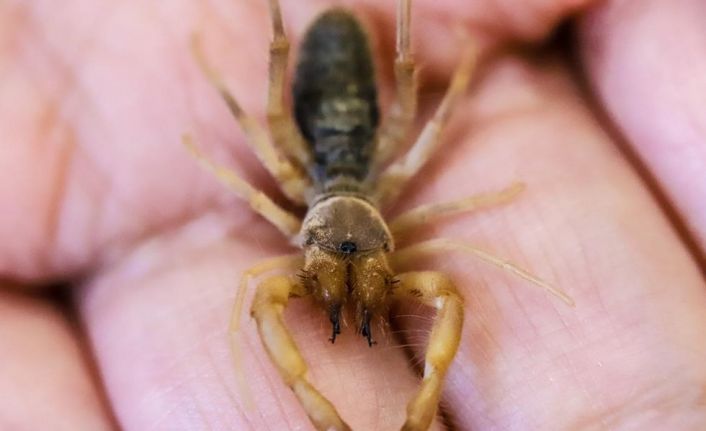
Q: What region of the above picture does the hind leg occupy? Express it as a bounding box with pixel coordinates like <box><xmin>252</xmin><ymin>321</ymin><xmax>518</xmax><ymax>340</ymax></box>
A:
<box><xmin>373</xmin><ymin>0</ymin><xmax>418</xmax><ymax>172</ymax></box>
<box><xmin>392</xmin><ymin>271</ymin><xmax>464</xmax><ymax>431</ymax></box>
<box><xmin>251</xmin><ymin>275</ymin><xmax>351</xmax><ymax>431</ymax></box>
<box><xmin>266</xmin><ymin>0</ymin><xmax>311</xmax><ymax>168</ymax></box>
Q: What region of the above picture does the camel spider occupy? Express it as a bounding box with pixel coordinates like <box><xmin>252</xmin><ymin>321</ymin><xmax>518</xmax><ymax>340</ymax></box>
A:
<box><xmin>183</xmin><ymin>0</ymin><xmax>574</xmax><ymax>429</ymax></box>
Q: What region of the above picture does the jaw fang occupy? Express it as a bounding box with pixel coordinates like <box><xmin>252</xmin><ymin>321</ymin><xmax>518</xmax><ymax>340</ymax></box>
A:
<box><xmin>360</xmin><ymin>309</ymin><xmax>376</xmax><ymax>347</ymax></box>
<box><xmin>329</xmin><ymin>305</ymin><xmax>342</xmax><ymax>343</ymax></box>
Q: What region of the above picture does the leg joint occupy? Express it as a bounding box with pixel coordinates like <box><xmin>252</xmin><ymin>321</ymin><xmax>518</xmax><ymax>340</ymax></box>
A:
<box><xmin>397</xmin><ymin>271</ymin><xmax>460</xmax><ymax>301</ymax></box>
<box><xmin>270</xmin><ymin>37</ymin><xmax>289</xmax><ymax>52</ymax></box>
<box><xmin>251</xmin><ymin>275</ymin><xmax>293</xmax><ymax>315</ymax></box>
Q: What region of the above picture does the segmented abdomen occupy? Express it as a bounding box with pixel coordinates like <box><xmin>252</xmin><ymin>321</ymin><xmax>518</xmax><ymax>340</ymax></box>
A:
<box><xmin>293</xmin><ymin>9</ymin><xmax>379</xmax><ymax>191</ymax></box>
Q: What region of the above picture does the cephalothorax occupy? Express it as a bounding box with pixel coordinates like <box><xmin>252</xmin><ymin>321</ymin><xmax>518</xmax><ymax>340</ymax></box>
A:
<box><xmin>300</xmin><ymin>193</ymin><xmax>395</xmax><ymax>346</ymax></box>
<box><xmin>184</xmin><ymin>1</ymin><xmax>573</xmax><ymax>430</ymax></box>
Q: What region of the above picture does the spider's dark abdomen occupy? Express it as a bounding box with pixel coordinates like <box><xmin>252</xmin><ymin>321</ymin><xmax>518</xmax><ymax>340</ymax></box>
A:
<box><xmin>293</xmin><ymin>9</ymin><xmax>378</xmax><ymax>190</ymax></box>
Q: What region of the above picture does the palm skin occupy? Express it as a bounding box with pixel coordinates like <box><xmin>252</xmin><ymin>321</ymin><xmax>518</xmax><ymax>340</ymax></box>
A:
<box><xmin>1</xmin><ymin>0</ymin><xmax>705</xmax><ymax>430</ymax></box>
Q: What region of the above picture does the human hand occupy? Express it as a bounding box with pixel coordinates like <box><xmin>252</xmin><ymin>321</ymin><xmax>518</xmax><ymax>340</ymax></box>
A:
<box><xmin>1</xmin><ymin>0</ymin><xmax>705</xmax><ymax>430</ymax></box>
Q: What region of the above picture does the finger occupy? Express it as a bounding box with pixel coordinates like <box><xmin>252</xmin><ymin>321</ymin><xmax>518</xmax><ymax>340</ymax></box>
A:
<box><xmin>579</xmin><ymin>0</ymin><xmax>706</xmax><ymax>256</ymax></box>
<box><xmin>391</xmin><ymin>53</ymin><xmax>706</xmax><ymax>429</ymax></box>
<box><xmin>0</xmin><ymin>288</ymin><xmax>115</xmax><ymax>430</ymax></box>
<box><xmin>78</xmin><ymin>215</ymin><xmax>445</xmax><ymax>430</ymax></box>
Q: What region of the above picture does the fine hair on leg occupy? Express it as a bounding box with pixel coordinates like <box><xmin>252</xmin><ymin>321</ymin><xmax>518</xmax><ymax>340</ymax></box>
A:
<box><xmin>391</xmin><ymin>238</ymin><xmax>575</xmax><ymax>306</ymax></box>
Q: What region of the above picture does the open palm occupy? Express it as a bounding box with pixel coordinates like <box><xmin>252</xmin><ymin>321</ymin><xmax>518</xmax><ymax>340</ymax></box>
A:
<box><xmin>2</xmin><ymin>0</ymin><xmax>705</xmax><ymax>430</ymax></box>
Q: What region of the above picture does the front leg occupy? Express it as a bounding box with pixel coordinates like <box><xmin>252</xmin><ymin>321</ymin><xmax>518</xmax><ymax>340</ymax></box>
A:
<box><xmin>251</xmin><ymin>275</ymin><xmax>351</xmax><ymax>431</ymax></box>
<box><xmin>393</xmin><ymin>271</ymin><xmax>464</xmax><ymax>431</ymax></box>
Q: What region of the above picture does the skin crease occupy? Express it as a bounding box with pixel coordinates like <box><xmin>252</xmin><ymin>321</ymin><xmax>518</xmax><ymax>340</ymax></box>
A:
<box><xmin>1</xmin><ymin>0</ymin><xmax>705</xmax><ymax>430</ymax></box>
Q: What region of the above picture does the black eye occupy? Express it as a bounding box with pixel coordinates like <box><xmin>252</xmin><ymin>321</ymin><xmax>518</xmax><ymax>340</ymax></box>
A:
<box><xmin>339</xmin><ymin>241</ymin><xmax>357</xmax><ymax>254</ymax></box>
